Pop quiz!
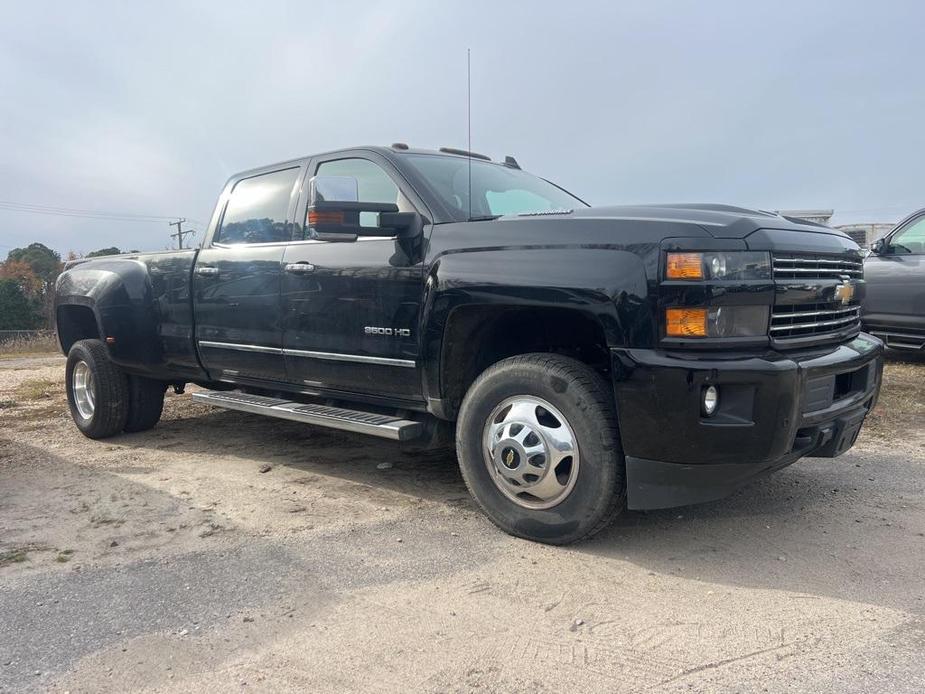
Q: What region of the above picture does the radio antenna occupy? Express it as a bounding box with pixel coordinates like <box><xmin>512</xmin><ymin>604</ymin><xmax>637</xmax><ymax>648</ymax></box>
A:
<box><xmin>467</xmin><ymin>47</ymin><xmax>472</xmax><ymax>221</ymax></box>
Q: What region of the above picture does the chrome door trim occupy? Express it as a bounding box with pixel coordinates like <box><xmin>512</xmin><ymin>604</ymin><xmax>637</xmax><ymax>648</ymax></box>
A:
<box><xmin>198</xmin><ymin>340</ymin><xmax>415</xmax><ymax>368</ymax></box>
<box><xmin>212</xmin><ymin>241</ymin><xmax>291</xmax><ymax>249</ymax></box>
<box><xmin>283</xmin><ymin>347</ymin><xmax>415</xmax><ymax>368</ymax></box>
<box><xmin>211</xmin><ymin>236</ymin><xmax>398</xmax><ymax>251</ymax></box>
<box><xmin>198</xmin><ymin>340</ymin><xmax>283</xmax><ymax>355</ymax></box>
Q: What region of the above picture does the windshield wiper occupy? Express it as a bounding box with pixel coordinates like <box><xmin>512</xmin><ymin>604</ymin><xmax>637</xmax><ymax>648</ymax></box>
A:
<box><xmin>467</xmin><ymin>215</ymin><xmax>501</xmax><ymax>222</ymax></box>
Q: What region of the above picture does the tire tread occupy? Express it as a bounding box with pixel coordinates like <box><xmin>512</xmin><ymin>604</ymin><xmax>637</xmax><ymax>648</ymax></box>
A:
<box><xmin>124</xmin><ymin>376</ymin><xmax>165</xmax><ymax>433</ymax></box>
<box><xmin>456</xmin><ymin>353</ymin><xmax>625</xmax><ymax>544</ymax></box>
<box><xmin>66</xmin><ymin>339</ymin><xmax>130</xmax><ymax>439</ymax></box>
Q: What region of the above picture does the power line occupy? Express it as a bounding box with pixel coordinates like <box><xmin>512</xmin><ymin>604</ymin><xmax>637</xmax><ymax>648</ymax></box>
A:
<box><xmin>0</xmin><ymin>207</ymin><xmax>176</xmax><ymax>223</ymax></box>
<box><xmin>0</xmin><ymin>199</ymin><xmax>180</xmax><ymax>220</ymax></box>
<box><xmin>0</xmin><ymin>199</ymin><xmax>204</xmax><ymax>225</ymax></box>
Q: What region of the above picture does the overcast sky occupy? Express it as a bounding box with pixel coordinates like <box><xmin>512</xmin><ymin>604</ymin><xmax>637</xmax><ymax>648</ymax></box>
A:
<box><xmin>1</xmin><ymin>0</ymin><xmax>922</xmax><ymax>255</ymax></box>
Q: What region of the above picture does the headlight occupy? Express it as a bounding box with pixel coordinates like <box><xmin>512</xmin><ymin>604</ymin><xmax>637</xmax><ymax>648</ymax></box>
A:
<box><xmin>666</xmin><ymin>251</ymin><xmax>771</xmax><ymax>280</ymax></box>
<box><xmin>666</xmin><ymin>305</ymin><xmax>769</xmax><ymax>338</ymax></box>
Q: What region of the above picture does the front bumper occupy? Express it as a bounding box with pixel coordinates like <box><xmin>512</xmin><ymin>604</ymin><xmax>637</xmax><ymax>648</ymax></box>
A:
<box><xmin>612</xmin><ymin>333</ymin><xmax>883</xmax><ymax>510</ymax></box>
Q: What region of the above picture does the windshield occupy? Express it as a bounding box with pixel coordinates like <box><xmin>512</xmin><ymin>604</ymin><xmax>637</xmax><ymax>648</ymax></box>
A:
<box><xmin>403</xmin><ymin>154</ymin><xmax>586</xmax><ymax>220</ymax></box>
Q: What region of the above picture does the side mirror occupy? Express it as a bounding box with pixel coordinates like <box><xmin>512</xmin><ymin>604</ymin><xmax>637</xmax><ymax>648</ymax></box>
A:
<box><xmin>306</xmin><ymin>176</ymin><xmax>416</xmax><ymax>240</ymax></box>
<box><xmin>869</xmin><ymin>237</ymin><xmax>887</xmax><ymax>256</ymax></box>
<box><xmin>311</xmin><ymin>175</ymin><xmax>360</xmax><ymax>203</ymax></box>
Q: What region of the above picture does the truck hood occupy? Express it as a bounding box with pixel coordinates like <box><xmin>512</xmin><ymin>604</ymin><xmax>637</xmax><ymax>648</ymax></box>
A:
<box><xmin>568</xmin><ymin>203</ymin><xmax>850</xmax><ymax>241</ymax></box>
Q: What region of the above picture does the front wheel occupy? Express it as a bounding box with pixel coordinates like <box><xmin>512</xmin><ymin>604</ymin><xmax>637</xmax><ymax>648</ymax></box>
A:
<box><xmin>65</xmin><ymin>339</ymin><xmax>130</xmax><ymax>439</ymax></box>
<box><xmin>456</xmin><ymin>353</ymin><xmax>625</xmax><ymax>545</ymax></box>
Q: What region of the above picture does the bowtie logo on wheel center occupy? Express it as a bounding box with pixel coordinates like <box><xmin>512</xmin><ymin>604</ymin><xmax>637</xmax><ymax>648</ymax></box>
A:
<box><xmin>483</xmin><ymin>396</ymin><xmax>581</xmax><ymax>511</ymax></box>
<box><xmin>501</xmin><ymin>446</ymin><xmax>520</xmax><ymax>469</ymax></box>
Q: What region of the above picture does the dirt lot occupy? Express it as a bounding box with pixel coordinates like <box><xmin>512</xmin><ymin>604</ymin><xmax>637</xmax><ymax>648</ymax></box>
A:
<box><xmin>1</xmin><ymin>353</ymin><xmax>924</xmax><ymax>693</ymax></box>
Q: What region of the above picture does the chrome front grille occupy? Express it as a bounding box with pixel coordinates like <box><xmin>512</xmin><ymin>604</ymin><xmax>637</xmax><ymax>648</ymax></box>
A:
<box><xmin>772</xmin><ymin>255</ymin><xmax>863</xmax><ymax>279</ymax></box>
<box><xmin>771</xmin><ymin>302</ymin><xmax>861</xmax><ymax>339</ymax></box>
<box><xmin>771</xmin><ymin>253</ymin><xmax>863</xmax><ymax>343</ymax></box>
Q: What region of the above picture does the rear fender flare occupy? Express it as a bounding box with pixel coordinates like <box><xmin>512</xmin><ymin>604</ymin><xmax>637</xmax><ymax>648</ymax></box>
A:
<box><xmin>55</xmin><ymin>259</ymin><xmax>160</xmax><ymax>369</ymax></box>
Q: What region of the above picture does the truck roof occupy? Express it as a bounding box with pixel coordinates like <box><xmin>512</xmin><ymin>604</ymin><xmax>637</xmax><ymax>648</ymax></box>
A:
<box><xmin>231</xmin><ymin>144</ymin><xmax>515</xmax><ymax>180</ymax></box>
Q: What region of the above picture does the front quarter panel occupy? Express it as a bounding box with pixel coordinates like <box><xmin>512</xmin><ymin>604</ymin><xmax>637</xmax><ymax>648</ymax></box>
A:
<box><xmin>419</xmin><ymin>217</ymin><xmax>688</xmax><ymax>404</ymax></box>
<box><xmin>424</xmin><ymin>245</ymin><xmax>651</xmax><ymax>344</ymax></box>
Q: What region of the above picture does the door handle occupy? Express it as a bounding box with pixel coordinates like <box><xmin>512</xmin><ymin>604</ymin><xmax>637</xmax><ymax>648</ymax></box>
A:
<box><xmin>285</xmin><ymin>262</ymin><xmax>316</xmax><ymax>274</ymax></box>
<box><xmin>195</xmin><ymin>266</ymin><xmax>219</xmax><ymax>277</ymax></box>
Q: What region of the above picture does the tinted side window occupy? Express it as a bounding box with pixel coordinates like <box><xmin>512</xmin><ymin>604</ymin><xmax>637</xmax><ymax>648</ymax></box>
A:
<box><xmin>891</xmin><ymin>216</ymin><xmax>925</xmax><ymax>255</ymax></box>
<box><xmin>215</xmin><ymin>168</ymin><xmax>300</xmax><ymax>245</ymax></box>
<box><xmin>315</xmin><ymin>159</ymin><xmax>399</xmax><ymax>204</ymax></box>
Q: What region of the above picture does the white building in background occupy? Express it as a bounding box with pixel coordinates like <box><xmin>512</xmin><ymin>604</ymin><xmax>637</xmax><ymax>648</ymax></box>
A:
<box><xmin>833</xmin><ymin>222</ymin><xmax>895</xmax><ymax>248</ymax></box>
<box><xmin>776</xmin><ymin>209</ymin><xmax>896</xmax><ymax>248</ymax></box>
<box><xmin>778</xmin><ymin>209</ymin><xmax>834</xmax><ymax>225</ymax></box>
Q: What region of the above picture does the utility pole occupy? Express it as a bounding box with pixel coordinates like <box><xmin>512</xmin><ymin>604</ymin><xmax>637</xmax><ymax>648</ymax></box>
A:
<box><xmin>168</xmin><ymin>218</ymin><xmax>194</xmax><ymax>249</ymax></box>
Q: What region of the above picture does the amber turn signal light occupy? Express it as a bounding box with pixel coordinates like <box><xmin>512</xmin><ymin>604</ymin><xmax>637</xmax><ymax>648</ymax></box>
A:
<box><xmin>666</xmin><ymin>252</ymin><xmax>704</xmax><ymax>280</ymax></box>
<box><xmin>665</xmin><ymin>307</ymin><xmax>708</xmax><ymax>337</ymax></box>
<box><xmin>307</xmin><ymin>210</ymin><xmax>345</xmax><ymax>225</ymax></box>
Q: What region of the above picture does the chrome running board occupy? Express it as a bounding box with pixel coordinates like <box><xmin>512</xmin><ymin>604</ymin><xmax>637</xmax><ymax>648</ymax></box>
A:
<box><xmin>191</xmin><ymin>391</ymin><xmax>423</xmax><ymax>441</ymax></box>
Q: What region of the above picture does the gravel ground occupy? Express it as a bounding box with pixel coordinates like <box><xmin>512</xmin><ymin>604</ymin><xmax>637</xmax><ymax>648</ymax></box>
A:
<box><xmin>1</xmin><ymin>353</ymin><xmax>923</xmax><ymax>693</ymax></box>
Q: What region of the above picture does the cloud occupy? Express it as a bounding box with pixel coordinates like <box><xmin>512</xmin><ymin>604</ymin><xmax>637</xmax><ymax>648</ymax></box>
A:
<box><xmin>1</xmin><ymin>0</ymin><xmax>923</xmax><ymax>254</ymax></box>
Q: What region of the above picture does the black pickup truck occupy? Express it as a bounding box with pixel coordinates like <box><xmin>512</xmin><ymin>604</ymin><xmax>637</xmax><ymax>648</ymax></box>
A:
<box><xmin>55</xmin><ymin>144</ymin><xmax>883</xmax><ymax>544</ymax></box>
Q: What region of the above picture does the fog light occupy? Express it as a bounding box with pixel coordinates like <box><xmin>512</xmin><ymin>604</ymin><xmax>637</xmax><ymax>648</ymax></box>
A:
<box><xmin>702</xmin><ymin>385</ymin><xmax>719</xmax><ymax>416</ymax></box>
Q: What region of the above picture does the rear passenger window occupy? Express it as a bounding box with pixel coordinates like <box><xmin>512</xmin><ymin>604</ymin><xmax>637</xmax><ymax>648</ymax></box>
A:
<box><xmin>215</xmin><ymin>168</ymin><xmax>300</xmax><ymax>245</ymax></box>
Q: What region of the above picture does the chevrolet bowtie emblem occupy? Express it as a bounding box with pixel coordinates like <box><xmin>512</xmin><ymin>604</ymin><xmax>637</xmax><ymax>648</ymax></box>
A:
<box><xmin>834</xmin><ymin>280</ymin><xmax>855</xmax><ymax>306</ymax></box>
<box><xmin>505</xmin><ymin>449</ymin><xmax>515</xmax><ymax>466</ymax></box>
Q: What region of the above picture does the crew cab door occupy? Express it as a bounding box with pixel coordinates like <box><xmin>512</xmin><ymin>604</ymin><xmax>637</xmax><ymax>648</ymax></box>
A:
<box><xmin>280</xmin><ymin>154</ymin><xmax>428</xmax><ymax>402</ymax></box>
<box><xmin>193</xmin><ymin>165</ymin><xmax>302</xmax><ymax>383</ymax></box>
<box><xmin>864</xmin><ymin>212</ymin><xmax>925</xmax><ymax>334</ymax></box>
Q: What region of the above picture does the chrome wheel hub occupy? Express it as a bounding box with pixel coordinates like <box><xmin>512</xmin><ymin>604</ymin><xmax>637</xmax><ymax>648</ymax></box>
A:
<box><xmin>72</xmin><ymin>360</ymin><xmax>95</xmax><ymax>420</ymax></box>
<box><xmin>482</xmin><ymin>396</ymin><xmax>579</xmax><ymax>510</ymax></box>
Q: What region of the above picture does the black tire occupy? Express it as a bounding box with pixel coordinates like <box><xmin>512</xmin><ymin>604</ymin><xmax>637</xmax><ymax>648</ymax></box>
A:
<box><xmin>65</xmin><ymin>339</ymin><xmax>130</xmax><ymax>439</ymax></box>
<box><xmin>456</xmin><ymin>353</ymin><xmax>625</xmax><ymax>545</ymax></box>
<box><xmin>124</xmin><ymin>376</ymin><xmax>166</xmax><ymax>433</ymax></box>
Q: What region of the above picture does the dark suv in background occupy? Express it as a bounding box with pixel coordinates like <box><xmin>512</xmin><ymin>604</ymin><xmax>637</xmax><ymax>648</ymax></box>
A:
<box><xmin>863</xmin><ymin>208</ymin><xmax>925</xmax><ymax>350</ymax></box>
